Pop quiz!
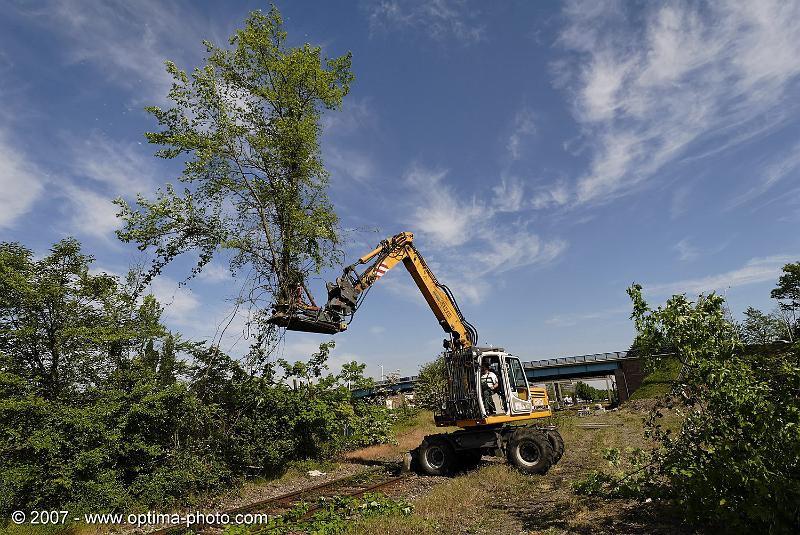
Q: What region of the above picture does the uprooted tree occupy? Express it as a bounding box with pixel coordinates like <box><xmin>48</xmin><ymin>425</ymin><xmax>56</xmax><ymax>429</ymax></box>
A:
<box><xmin>115</xmin><ymin>7</ymin><xmax>353</xmax><ymax>356</ymax></box>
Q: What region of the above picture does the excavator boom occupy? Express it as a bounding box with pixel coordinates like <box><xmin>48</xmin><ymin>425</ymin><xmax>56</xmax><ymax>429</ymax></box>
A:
<box><xmin>268</xmin><ymin>232</ymin><xmax>477</xmax><ymax>349</ymax></box>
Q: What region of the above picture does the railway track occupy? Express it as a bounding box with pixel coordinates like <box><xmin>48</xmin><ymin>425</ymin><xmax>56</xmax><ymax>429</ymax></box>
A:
<box><xmin>146</xmin><ymin>468</ymin><xmax>407</xmax><ymax>535</ymax></box>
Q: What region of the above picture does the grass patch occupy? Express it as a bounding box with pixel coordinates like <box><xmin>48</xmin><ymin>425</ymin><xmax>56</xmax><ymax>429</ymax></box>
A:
<box><xmin>629</xmin><ymin>356</ymin><xmax>682</xmax><ymax>400</ymax></box>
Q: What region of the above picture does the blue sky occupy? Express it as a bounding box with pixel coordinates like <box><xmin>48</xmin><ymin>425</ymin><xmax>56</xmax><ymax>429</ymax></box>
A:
<box><xmin>1</xmin><ymin>1</ymin><xmax>798</xmax><ymax>378</ymax></box>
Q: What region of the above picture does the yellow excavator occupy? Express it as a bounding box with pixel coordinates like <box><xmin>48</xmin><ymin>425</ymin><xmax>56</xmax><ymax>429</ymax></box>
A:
<box><xmin>269</xmin><ymin>232</ymin><xmax>563</xmax><ymax>475</ymax></box>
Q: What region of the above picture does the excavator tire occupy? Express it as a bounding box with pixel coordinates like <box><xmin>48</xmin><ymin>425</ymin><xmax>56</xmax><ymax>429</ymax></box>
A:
<box><xmin>418</xmin><ymin>436</ymin><xmax>456</xmax><ymax>476</ymax></box>
<box><xmin>507</xmin><ymin>428</ymin><xmax>554</xmax><ymax>474</ymax></box>
<box><xmin>548</xmin><ymin>429</ymin><xmax>565</xmax><ymax>464</ymax></box>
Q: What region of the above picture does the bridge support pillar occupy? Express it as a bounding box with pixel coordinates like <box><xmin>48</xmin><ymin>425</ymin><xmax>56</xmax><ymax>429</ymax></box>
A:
<box><xmin>615</xmin><ymin>359</ymin><xmax>646</xmax><ymax>402</ymax></box>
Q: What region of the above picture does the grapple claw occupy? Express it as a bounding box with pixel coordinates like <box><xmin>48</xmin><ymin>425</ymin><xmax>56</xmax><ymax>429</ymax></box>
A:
<box><xmin>267</xmin><ymin>310</ymin><xmax>344</xmax><ymax>335</ymax></box>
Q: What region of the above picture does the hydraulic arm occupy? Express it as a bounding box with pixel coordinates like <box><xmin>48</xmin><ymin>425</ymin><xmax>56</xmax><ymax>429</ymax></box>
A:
<box><xmin>269</xmin><ymin>232</ymin><xmax>478</xmax><ymax>349</ymax></box>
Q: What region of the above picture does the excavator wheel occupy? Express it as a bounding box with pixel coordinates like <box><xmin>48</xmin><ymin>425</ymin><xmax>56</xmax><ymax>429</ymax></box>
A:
<box><xmin>507</xmin><ymin>428</ymin><xmax>554</xmax><ymax>474</ymax></box>
<box><xmin>418</xmin><ymin>436</ymin><xmax>456</xmax><ymax>476</ymax></box>
<box><xmin>548</xmin><ymin>429</ymin><xmax>565</xmax><ymax>465</ymax></box>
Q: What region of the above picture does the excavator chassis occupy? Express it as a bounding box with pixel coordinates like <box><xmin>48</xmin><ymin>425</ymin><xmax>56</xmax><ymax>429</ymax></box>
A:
<box><xmin>405</xmin><ymin>423</ymin><xmax>564</xmax><ymax>476</ymax></box>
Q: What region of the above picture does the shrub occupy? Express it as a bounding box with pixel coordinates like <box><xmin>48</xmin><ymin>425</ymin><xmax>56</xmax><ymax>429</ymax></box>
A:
<box><xmin>577</xmin><ymin>285</ymin><xmax>800</xmax><ymax>532</ymax></box>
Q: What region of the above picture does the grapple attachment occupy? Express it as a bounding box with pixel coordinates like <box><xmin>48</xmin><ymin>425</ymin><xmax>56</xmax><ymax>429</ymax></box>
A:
<box><xmin>267</xmin><ymin>310</ymin><xmax>345</xmax><ymax>334</ymax></box>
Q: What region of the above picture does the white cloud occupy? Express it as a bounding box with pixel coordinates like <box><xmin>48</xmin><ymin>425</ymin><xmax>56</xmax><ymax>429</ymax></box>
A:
<box><xmin>545</xmin><ymin>306</ymin><xmax>629</xmax><ymax>328</ymax></box>
<box><xmin>147</xmin><ymin>277</ymin><xmax>201</xmax><ymax>325</ymax></box>
<box><xmin>60</xmin><ymin>185</ymin><xmax>121</xmax><ymax>240</ymax></box>
<box><xmin>646</xmin><ymin>254</ymin><xmax>797</xmax><ymax>296</ymax></box>
<box><xmin>674</xmin><ymin>238</ymin><xmax>699</xmax><ymax>262</ymax></box>
<box><xmin>492</xmin><ymin>176</ymin><xmax>526</xmax><ymax>212</ymax></box>
<box><xmin>325</xmin><ymin>147</ymin><xmax>375</xmax><ymax>183</ymax></box>
<box><xmin>471</xmin><ymin>228</ymin><xmax>567</xmax><ymax>276</ymax></box>
<box><xmin>0</xmin><ymin>131</ymin><xmax>44</xmax><ymax>228</ymax></box>
<box><xmin>68</xmin><ymin>133</ymin><xmax>157</xmax><ymax>197</ymax></box>
<box><xmin>403</xmin><ymin>164</ymin><xmax>567</xmax><ymax>303</ymax></box>
<box><xmin>18</xmin><ymin>0</ymin><xmax>213</xmax><ymax>104</ymax></box>
<box><xmin>506</xmin><ymin>108</ymin><xmax>536</xmax><ymax>160</ymax></box>
<box><xmin>322</xmin><ymin>98</ymin><xmax>376</xmax><ymax>135</ymax></box>
<box><xmin>726</xmin><ymin>141</ymin><xmax>800</xmax><ymax>210</ymax></box>
<box><xmin>406</xmin><ymin>166</ymin><xmax>483</xmax><ymax>248</ymax></box>
<box><xmin>196</xmin><ymin>262</ymin><xmax>231</xmax><ymax>283</ymax></box>
<box><xmin>367</xmin><ymin>0</ymin><xmax>485</xmax><ymax>43</ymax></box>
<box><xmin>669</xmin><ymin>184</ymin><xmax>692</xmax><ymax>220</ymax></box>
<box><xmin>53</xmin><ymin>134</ymin><xmax>159</xmax><ymax>240</ymax></box>
<box><xmin>556</xmin><ymin>1</ymin><xmax>800</xmax><ymax>206</ymax></box>
<box><xmin>530</xmin><ymin>182</ymin><xmax>570</xmax><ymax>210</ymax></box>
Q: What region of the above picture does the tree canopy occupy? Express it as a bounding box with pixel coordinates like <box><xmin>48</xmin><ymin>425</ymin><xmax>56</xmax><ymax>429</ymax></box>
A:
<box><xmin>771</xmin><ymin>261</ymin><xmax>800</xmax><ymax>340</ymax></box>
<box><xmin>0</xmin><ymin>238</ymin><xmax>164</xmax><ymax>399</ymax></box>
<box><xmin>115</xmin><ymin>7</ymin><xmax>353</xmax><ymax>345</ymax></box>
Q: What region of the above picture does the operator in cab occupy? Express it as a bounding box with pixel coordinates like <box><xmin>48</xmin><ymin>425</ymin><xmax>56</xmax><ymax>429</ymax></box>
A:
<box><xmin>480</xmin><ymin>363</ymin><xmax>499</xmax><ymax>415</ymax></box>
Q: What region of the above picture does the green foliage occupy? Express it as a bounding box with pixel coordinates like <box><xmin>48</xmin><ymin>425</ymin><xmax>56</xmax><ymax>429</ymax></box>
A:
<box><xmin>602</xmin><ymin>284</ymin><xmax>800</xmax><ymax>532</ymax></box>
<box><xmin>115</xmin><ymin>6</ymin><xmax>352</xmax><ymax>317</ymax></box>
<box><xmin>0</xmin><ymin>239</ymin><xmax>164</xmax><ymax>399</ymax></box>
<box><xmin>573</xmin><ymin>447</ymin><xmax>656</xmax><ymax>499</ymax></box>
<box><xmin>0</xmin><ymin>239</ymin><xmax>393</xmax><ymax>516</ymax></box>
<box><xmin>0</xmin><ymin>362</ymin><xmax>226</xmax><ymax>515</ymax></box>
<box><xmin>574</xmin><ymin>381</ymin><xmax>608</xmax><ymax>402</ymax></box>
<box><xmin>413</xmin><ymin>354</ymin><xmax>446</xmax><ymax>411</ymax></box>
<box><xmin>225</xmin><ymin>492</ymin><xmax>412</xmax><ymax>535</ymax></box>
<box><xmin>771</xmin><ymin>261</ymin><xmax>800</xmax><ymax>341</ymax></box>
<box><xmin>739</xmin><ymin>306</ymin><xmax>786</xmax><ymax>344</ymax></box>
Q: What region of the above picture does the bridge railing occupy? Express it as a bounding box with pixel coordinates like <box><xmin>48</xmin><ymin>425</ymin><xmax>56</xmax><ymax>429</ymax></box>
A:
<box><xmin>524</xmin><ymin>351</ymin><xmax>634</xmax><ymax>369</ymax></box>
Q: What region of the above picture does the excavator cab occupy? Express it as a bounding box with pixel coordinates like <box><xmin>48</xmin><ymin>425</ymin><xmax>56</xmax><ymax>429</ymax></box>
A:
<box><xmin>435</xmin><ymin>347</ymin><xmax>550</xmax><ymax>427</ymax></box>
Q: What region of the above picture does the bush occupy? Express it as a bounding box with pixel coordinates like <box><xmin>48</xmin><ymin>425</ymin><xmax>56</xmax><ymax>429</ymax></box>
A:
<box><xmin>578</xmin><ymin>286</ymin><xmax>800</xmax><ymax>532</ymax></box>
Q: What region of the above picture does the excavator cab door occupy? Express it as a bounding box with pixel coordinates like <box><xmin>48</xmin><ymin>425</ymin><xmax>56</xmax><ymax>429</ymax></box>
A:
<box><xmin>505</xmin><ymin>356</ymin><xmax>533</xmax><ymax>415</ymax></box>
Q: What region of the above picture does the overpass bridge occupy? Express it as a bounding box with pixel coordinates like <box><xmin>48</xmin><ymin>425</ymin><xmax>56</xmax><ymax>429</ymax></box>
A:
<box><xmin>353</xmin><ymin>350</ymin><xmax>648</xmax><ymax>402</ymax></box>
<box><xmin>523</xmin><ymin>351</ymin><xmax>645</xmax><ymax>402</ymax></box>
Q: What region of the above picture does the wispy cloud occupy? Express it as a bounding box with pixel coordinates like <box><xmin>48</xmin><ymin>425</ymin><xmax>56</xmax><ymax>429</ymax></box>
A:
<box><xmin>367</xmin><ymin>0</ymin><xmax>485</xmax><ymax>43</ymax></box>
<box><xmin>646</xmin><ymin>254</ymin><xmax>797</xmax><ymax>296</ymax></box>
<box><xmin>506</xmin><ymin>108</ymin><xmax>536</xmax><ymax>161</ymax></box>
<box><xmin>0</xmin><ymin>130</ymin><xmax>45</xmax><ymax>229</ymax></box>
<box><xmin>674</xmin><ymin>238</ymin><xmax>699</xmax><ymax>262</ymax></box>
<box><xmin>147</xmin><ymin>277</ymin><xmax>201</xmax><ymax>326</ymax></box>
<box><xmin>726</xmin><ymin>140</ymin><xmax>800</xmax><ymax>210</ymax></box>
<box><xmin>554</xmin><ymin>1</ymin><xmax>800</xmax><ymax>206</ymax></box>
<box><xmin>325</xmin><ymin>147</ymin><xmax>375</xmax><ymax>184</ymax></box>
<box><xmin>68</xmin><ymin>133</ymin><xmax>157</xmax><ymax>197</ymax></box>
<box><xmin>403</xmin><ymin>165</ymin><xmax>566</xmax><ymax>302</ymax></box>
<box><xmin>406</xmin><ymin>166</ymin><xmax>483</xmax><ymax>248</ymax></box>
<box><xmin>59</xmin><ymin>185</ymin><xmax>122</xmax><ymax>241</ymax></box>
<box><xmin>669</xmin><ymin>184</ymin><xmax>693</xmax><ymax>220</ymax></box>
<box><xmin>492</xmin><ymin>176</ymin><xmax>525</xmax><ymax>213</ymax></box>
<box><xmin>530</xmin><ymin>181</ymin><xmax>570</xmax><ymax>210</ymax></box>
<box><xmin>17</xmin><ymin>0</ymin><xmax>213</xmax><ymax>103</ymax></box>
<box><xmin>545</xmin><ymin>305</ymin><xmax>630</xmax><ymax>328</ymax></box>
<box><xmin>53</xmin><ymin>134</ymin><xmax>159</xmax><ymax>241</ymax></box>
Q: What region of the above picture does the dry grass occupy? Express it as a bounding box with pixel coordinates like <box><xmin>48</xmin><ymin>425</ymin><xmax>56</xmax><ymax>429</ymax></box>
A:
<box><xmin>343</xmin><ymin>410</ymin><xmax>456</xmax><ymax>463</ymax></box>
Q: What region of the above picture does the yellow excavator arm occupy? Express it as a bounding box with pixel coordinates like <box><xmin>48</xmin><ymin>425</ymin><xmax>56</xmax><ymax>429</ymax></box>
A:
<box><xmin>269</xmin><ymin>232</ymin><xmax>478</xmax><ymax>349</ymax></box>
